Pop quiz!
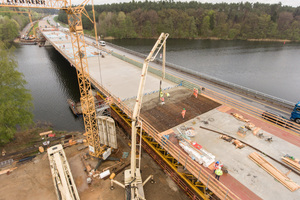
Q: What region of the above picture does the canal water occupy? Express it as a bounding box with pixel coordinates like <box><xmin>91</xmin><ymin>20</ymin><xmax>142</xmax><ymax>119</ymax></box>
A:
<box><xmin>15</xmin><ymin>45</ymin><xmax>84</xmax><ymax>131</ymax></box>
<box><xmin>14</xmin><ymin>40</ymin><xmax>300</xmax><ymax>130</ymax></box>
<box><xmin>109</xmin><ymin>39</ymin><xmax>300</xmax><ymax>103</ymax></box>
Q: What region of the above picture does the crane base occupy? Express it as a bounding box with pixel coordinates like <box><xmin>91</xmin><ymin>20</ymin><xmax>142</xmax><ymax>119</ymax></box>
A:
<box><xmin>124</xmin><ymin>169</ymin><xmax>145</xmax><ymax>199</ymax></box>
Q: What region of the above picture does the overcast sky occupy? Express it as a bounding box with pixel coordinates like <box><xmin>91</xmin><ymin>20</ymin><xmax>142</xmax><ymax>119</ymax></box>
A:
<box><xmin>73</xmin><ymin>0</ymin><xmax>299</xmax><ymax>7</ymax></box>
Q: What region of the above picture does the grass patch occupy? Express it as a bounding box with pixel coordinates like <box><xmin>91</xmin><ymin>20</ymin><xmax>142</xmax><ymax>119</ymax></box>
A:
<box><xmin>28</xmin><ymin>21</ymin><xmax>38</xmax><ymax>36</ymax></box>
<box><xmin>53</xmin><ymin>16</ymin><xmax>68</xmax><ymax>28</ymax></box>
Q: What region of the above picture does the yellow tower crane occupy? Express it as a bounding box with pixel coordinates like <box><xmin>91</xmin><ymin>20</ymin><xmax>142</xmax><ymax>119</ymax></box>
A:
<box><xmin>0</xmin><ymin>0</ymin><xmax>104</xmax><ymax>159</ymax></box>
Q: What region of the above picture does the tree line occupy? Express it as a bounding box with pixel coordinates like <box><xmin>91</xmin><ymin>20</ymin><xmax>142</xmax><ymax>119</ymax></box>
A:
<box><xmin>58</xmin><ymin>1</ymin><xmax>300</xmax><ymax>41</ymax></box>
<box><xmin>0</xmin><ymin>8</ymin><xmax>41</xmax><ymax>44</ymax></box>
<box><xmin>0</xmin><ymin>42</ymin><xmax>33</xmax><ymax>144</ymax></box>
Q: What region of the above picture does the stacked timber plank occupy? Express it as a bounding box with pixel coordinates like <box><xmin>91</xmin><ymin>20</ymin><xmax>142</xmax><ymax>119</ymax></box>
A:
<box><xmin>249</xmin><ymin>152</ymin><xmax>299</xmax><ymax>192</ymax></box>
<box><xmin>282</xmin><ymin>157</ymin><xmax>300</xmax><ymax>171</ymax></box>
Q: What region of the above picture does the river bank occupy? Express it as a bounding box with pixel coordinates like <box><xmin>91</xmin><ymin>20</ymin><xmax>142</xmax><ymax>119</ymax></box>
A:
<box><xmin>101</xmin><ymin>35</ymin><xmax>295</xmax><ymax>43</ymax></box>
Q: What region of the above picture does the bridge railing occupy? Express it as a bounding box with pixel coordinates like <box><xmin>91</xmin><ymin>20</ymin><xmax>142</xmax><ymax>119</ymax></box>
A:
<box><xmin>106</xmin><ymin>41</ymin><xmax>295</xmax><ymax>110</ymax></box>
<box><xmin>110</xmin><ymin>50</ymin><xmax>300</xmax><ymax>134</ymax></box>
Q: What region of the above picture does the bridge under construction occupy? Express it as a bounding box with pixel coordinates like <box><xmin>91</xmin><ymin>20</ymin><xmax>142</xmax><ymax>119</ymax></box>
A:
<box><xmin>36</xmin><ymin>16</ymin><xmax>300</xmax><ymax>200</ymax></box>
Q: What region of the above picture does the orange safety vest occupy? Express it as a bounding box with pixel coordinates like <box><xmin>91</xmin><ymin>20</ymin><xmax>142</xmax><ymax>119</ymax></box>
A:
<box><xmin>181</xmin><ymin>109</ymin><xmax>186</xmax><ymax>118</ymax></box>
<box><xmin>193</xmin><ymin>88</ymin><xmax>198</xmax><ymax>98</ymax></box>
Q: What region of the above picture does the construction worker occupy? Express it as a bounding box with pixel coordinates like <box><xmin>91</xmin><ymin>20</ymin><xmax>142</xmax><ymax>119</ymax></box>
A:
<box><xmin>160</xmin><ymin>91</ymin><xmax>165</xmax><ymax>104</ymax></box>
<box><xmin>181</xmin><ymin>108</ymin><xmax>186</xmax><ymax>118</ymax></box>
<box><xmin>166</xmin><ymin>93</ymin><xmax>170</xmax><ymax>98</ymax></box>
<box><xmin>215</xmin><ymin>167</ymin><xmax>223</xmax><ymax>181</ymax></box>
<box><xmin>161</xmin><ymin>96</ymin><xmax>165</xmax><ymax>105</ymax></box>
<box><xmin>160</xmin><ymin>90</ymin><xmax>163</xmax><ymax>98</ymax></box>
<box><xmin>213</xmin><ymin>161</ymin><xmax>223</xmax><ymax>173</ymax></box>
<box><xmin>193</xmin><ymin>88</ymin><xmax>198</xmax><ymax>98</ymax></box>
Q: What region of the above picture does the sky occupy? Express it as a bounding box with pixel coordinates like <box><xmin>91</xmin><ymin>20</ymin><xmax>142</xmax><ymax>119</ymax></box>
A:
<box><xmin>72</xmin><ymin>0</ymin><xmax>299</xmax><ymax>7</ymax></box>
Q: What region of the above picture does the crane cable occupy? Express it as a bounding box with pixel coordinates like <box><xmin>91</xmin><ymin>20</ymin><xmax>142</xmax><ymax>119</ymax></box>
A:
<box><xmin>91</xmin><ymin>0</ymin><xmax>103</xmax><ymax>86</ymax></box>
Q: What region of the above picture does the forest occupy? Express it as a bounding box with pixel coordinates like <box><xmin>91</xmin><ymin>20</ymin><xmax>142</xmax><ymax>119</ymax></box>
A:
<box><xmin>57</xmin><ymin>1</ymin><xmax>300</xmax><ymax>41</ymax></box>
<box><xmin>0</xmin><ymin>8</ymin><xmax>42</xmax><ymax>44</ymax></box>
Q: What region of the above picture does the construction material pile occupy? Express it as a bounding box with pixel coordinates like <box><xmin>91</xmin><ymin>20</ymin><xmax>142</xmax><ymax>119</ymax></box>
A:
<box><xmin>179</xmin><ymin>141</ymin><xmax>215</xmax><ymax>167</ymax></box>
<box><xmin>249</xmin><ymin>152</ymin><xmax>299</xmax><ymax>192</ymax></box>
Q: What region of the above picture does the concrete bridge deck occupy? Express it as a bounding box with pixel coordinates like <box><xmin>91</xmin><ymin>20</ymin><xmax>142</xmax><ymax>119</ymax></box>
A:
<box><xmin>39</xmin><ymin>18</ymin><xmax>300</xmax><ymax>200</ymax></box>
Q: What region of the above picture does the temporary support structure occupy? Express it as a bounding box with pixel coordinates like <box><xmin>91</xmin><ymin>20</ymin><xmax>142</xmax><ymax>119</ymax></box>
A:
<box><xmin>97</xmin><ymin>116</ymin><xmax>117</xmax><ymax>149</ymax></box>
<box><xmin>47</xmin><ymin>144</ymin><xmax>80</xmax><ymax>200</ymax></box>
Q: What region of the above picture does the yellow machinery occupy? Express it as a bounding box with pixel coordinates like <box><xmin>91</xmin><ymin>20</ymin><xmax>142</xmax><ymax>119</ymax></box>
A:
<box><xmin>0</xmin><ymin>0</ymin><xmax>103</xmax><ymax>158</ymax></box>
<box><xmin>110</xmin><ymin>32</ymin><xmax>169</xmax><ymax>200</ymax></box>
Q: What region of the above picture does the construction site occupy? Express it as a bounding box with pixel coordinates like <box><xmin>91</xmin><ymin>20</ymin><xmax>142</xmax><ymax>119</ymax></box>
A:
<box><xmin>0</xmin><ymin>1</ymin><xmax>300</xmax><ymax>200</ymax></box>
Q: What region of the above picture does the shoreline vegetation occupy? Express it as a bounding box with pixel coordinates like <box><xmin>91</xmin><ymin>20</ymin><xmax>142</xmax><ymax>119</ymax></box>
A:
<box><xmin>58</xmin><ymin>1</ymin><xmax>300</xmax><ymax>42</ymax></box>
<box><xmin>100</xmin><ymin>35</ymin><xmax>293</xmax><ymax>43</ymax></box>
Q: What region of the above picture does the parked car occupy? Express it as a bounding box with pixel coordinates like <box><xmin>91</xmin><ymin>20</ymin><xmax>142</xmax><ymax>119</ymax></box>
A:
<box><xmin>99</xmin><ymin>41</ymin><xmax>106</xmax><ymax>46</ymax></box>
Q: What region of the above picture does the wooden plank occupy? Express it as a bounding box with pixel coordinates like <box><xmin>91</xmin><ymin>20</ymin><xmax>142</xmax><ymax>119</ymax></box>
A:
<box><xmin>249</xmin><ymin>156</ymin><xmax>295</xmax><ymax>191</ymax></box>
<box><xmin>282</xmin><ymin>157</ymin><xmax>300</xmax><ymax>171</ymax></box>
<box><xmin>0</xmin><ymin>167</ymin><xmax>17</xmax><ymax>175</ymax></box>
<box><xmin>249</xmin><ymin>152</ymin><xmax>299</xmax><ymax>192</ymax></box>
<box><xmin>39</xmin><ymin>130</ymin><xmax>52</xmax><ymax>136</ymax></box>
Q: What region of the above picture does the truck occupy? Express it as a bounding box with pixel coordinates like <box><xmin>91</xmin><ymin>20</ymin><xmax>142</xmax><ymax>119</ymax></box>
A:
<box><xmin>290</xmin><ymin>101</ymin><xmax>300</xmax><ymax>124</ymax></box>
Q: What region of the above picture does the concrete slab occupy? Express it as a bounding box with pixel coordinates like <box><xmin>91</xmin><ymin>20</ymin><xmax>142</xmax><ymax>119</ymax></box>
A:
<box><xmin>172</xmin><ymin>108</ymin><xmax>300</xmax><ymax>200</ymax></box>
<box><xmin>41</xmin><ymin>30</ymin><xmax>176</xmax><ymax>100</ymax></box>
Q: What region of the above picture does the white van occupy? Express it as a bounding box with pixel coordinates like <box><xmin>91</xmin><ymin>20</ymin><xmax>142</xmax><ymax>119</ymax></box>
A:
<box><xmin>99</xmin><ymin>41</ymin><xmax>106</xmax><ymax>46</ymax></box>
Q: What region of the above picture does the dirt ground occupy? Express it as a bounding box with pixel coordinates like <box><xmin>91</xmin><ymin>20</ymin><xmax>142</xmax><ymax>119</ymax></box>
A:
<box><xmin>0</xmin><ymin>126</ymin><xmax>189</xmax><ymax>200</ymax></box>
<box><xmin>139</xmin><ymin>87</ymin><xmax>221</xmax><ymax>132</ymax></box>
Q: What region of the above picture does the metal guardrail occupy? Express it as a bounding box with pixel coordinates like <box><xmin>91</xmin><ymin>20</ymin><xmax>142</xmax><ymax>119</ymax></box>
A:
<box><xmin>109</xmin><ymin>48</ymin><xmax>300</xmax><ymax>134</ymax></box>
<box><xmin>48</xmin><ymin>32</ymin><xmax>299</xmax><ymax>133</ymax></box>
<box><xmin>106</xmin><ymin>41</ymin><xmax>295</xmax><ymax>110</ymax></box>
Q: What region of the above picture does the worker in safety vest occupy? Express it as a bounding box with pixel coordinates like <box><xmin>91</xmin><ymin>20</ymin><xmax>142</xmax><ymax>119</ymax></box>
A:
<box><xmin>215</xmin><ymin>167</ymin><xmax>223</xmax><ymax>180</ymax></box>
<box><xmin>160</xmin><ymin>91</ymin><xmax>165</xmax><ymax>104</ymax></box>
<box><xmin>161</xmin><ymin>96</ymin><xmax>165</xmax><ymax>105</ymax></box>
<box><xmin>160</xmin><ymin>90</ymin><xmax>163</xmax><ymax>98</ymax></box>
<box><xmin>193</xmin><ymin>88</ymin><xmax>198</xmax><ymax>98</ymax></box>
<box><xmin>166</xmin><ymin>93</ymin><xmax>170</xmax><ymax>98</ymax></box>
<box><xmin>213</xmin><ymin>161</ymin><xmax>223</xmax><ymax>173</ymax></box>
<box><xmin>181</xmin><ymin>108</ymin><xmax>186</xmax><ymax>118</ymax></box>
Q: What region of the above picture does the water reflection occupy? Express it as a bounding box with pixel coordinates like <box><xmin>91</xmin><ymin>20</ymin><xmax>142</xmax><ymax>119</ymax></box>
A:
<box><xmin>15</xmin><ymin>45</ymin><xmax>84</xmax><ymax>131</ymax></box>
<box><xmin>109</xmin><ymin>39</ymin><xmax>300</xmax><ymax>103</ymax></box>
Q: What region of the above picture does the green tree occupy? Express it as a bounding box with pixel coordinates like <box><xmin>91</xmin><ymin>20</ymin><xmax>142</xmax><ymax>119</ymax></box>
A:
<box><xmin>201</xmin><ymin>15</ymin><xmax>210</xmax><ymax>37</ymax></box>
<box><xmin>0</xmin><ymin>16</ymin><xmax>19</xmax><ymax>44</ymax></box>
<box><xmin>0</xmin><ymin>43</ymin><xmax>33</xmax><ymax>144</ymax></box>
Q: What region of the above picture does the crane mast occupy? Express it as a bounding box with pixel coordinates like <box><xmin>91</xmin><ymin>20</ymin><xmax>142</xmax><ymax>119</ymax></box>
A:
<box><xmin>130</xmin><ymin>32</ymin><xmax>169</xmax><ymax>179</ymax></box>
<box><xmin>0</xmin><ymin>0</ymin><xmax>102</xmax><ymax>158</ymax></box>
<box><xmin>110</xmin><ymin>32</ymin><xmax>169</xmax><ymax>200</ymax></box>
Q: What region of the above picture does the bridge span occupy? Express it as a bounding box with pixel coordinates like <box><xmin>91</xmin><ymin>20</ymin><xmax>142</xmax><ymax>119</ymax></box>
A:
<box><xmin>39</xmin><ymin>18</ymin><xmax>300</xmax><ymax>200</ymax></box>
